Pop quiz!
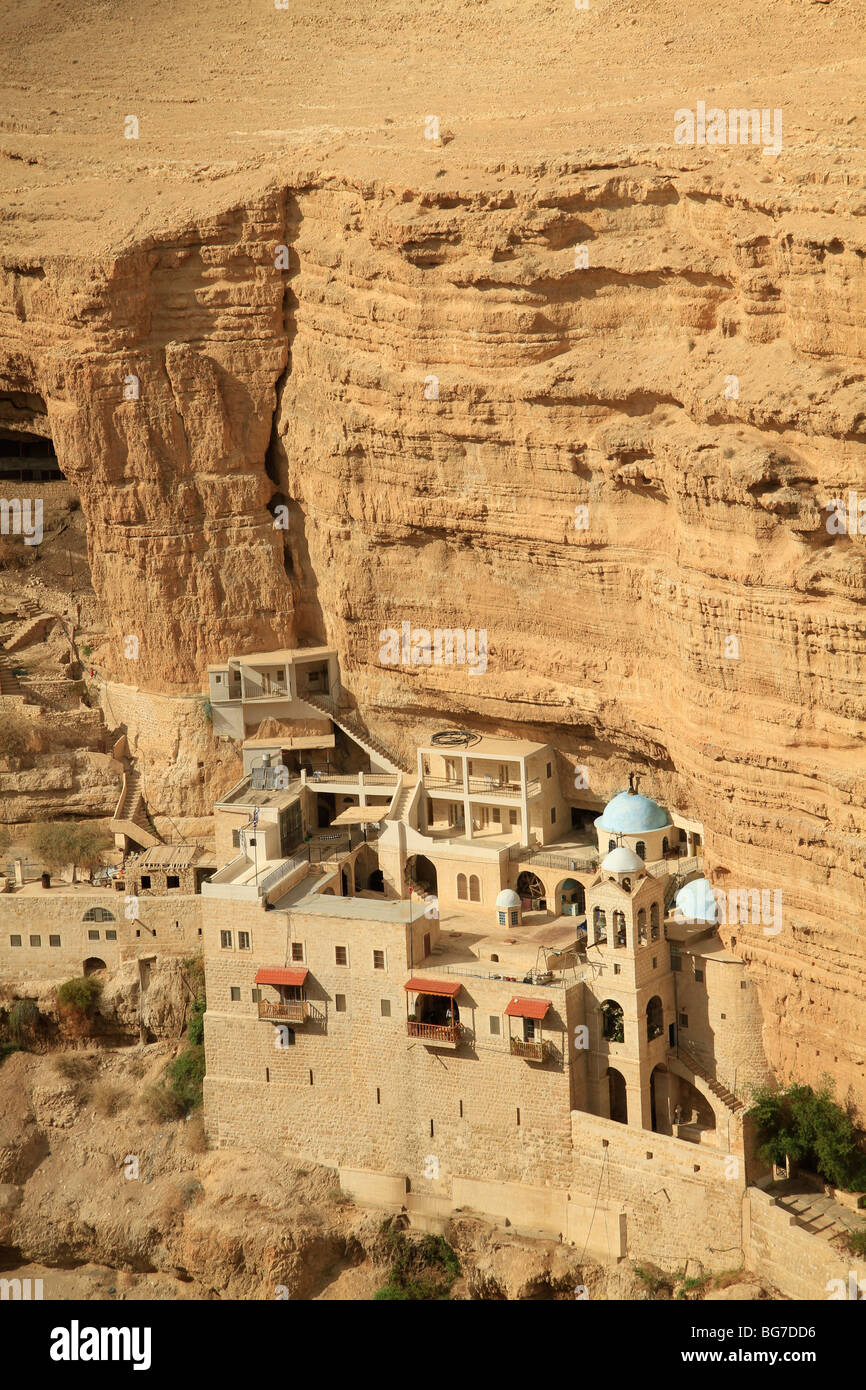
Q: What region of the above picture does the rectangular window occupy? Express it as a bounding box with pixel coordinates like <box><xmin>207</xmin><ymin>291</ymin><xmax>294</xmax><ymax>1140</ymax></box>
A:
<box><xmin>550</xmin><ymin>807</ymin><xmax>556</xmax><ymax>823</ymax></box>
<box><xmin>509</xmin><ymin>808</ymin><xmax>518</xmax><ymax>826</ymax></box>
<box><xmin>670</xmin><ymin>945</ymin><xmax>682</xmax><ymax>973</ymax></box>
<box><xmin>232</xmin><ymin>829</ymin><xmax>241</xmax><ymax>848</ymax></box>
<box><xmin>335</xmin><ymin>994</ymin><xmax>346</xmax><ymax>1012</ymax></box>
<box><xmin>291</xmin><ymin>942</ymin><xmax>304</xmax><ymax>962</ymax></box>
<box><xmin>679</xmin><ymin>1011</ymin><xmax>689</xmax><ymax>1028</ymax></box>
<box><xmin>335</xmin><ymin>946</ymin><xmax>348</xmax><ymax>966</ymax></box>
<box><xmin>238</xmin><ymin>931</ymin><xmax>250</xmax><ymax>950</ymax></box>
<box><xmin>613</xmin><ymin>963</ymin><xmax>621</xmax><ymax>975</ymax></box>
<box><xmin>140</xmin><ymin>875</ymin><xmax>151</xmax><ymax>889</ymax></box>
<box><xmin>88</xmin><ymin>930</ymin><xmax>100</xmax><ymax>941</ymax></box>
<box><xmin>380</xmin><ymin>999</ymin><xmax>391</xmax><ymax>1018</ymax></box>
<box><xmin>105</xmin><ymin>930</ymin><xmax>117</xmax><ymax>941</ymax></box>
<box><xmin>652</xmin><ymin>957</ymin><xmax>657</xmax><ymax>969</ymax></box>
<box><xmin>546</xmin><ymin>762</ymin><xmax>552</xmax><ymax>778</ymax></box>
<box><xmin>220</xmin><ymin>931</ymin><xmax>232</xmax><ymax>949</ymax></box>
<box><xmin>252</xmin><ymin>988</ymin><xmax>261</xmax><ymax>1002</ymax></box>
<box><xmin>694</xmin><ymin>967</ymin><xmax>704</xmax><ymax>983</ymax></box>
<box><xmin>492</xmin><ymin>806</ymin><xmax>500</xmax><ymax>823</ymax></box>
<box><xmin>489</xmin><ymin>1016</ymin><xmax>500</xmax><ymax>1035</ymax></box>
<box><xmin>373</xmin><ymin>949</ymin><xmax>385</xmax><ymax>970</ymax></box>
<box><xmin>10</xmin><ymin>935</ymin><xmax>21</xmax><ymax>947</ymax></box>
<box><xmin>49</xmin><ymin>935</ymin><xmax>61</xmax><ymax>947</ymax></box>
<box><xmin>166</xmin><ymin>874</ymin><xmax>180</xmax><ymax>889</ymax></box>
<box><xmin>230</xmin><ymin>987</ymin><xmax>241</xmax><ymax>1001</ymax></box>
<box><xmin>30</xmin><ymin>935</ymin><xmax>41</xmax><ymax>947</ymax></box>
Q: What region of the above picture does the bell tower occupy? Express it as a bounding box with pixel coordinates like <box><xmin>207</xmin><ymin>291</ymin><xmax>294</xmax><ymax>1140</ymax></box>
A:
<box><xmin>583</xmin><ymin>846</ymin><xmax>675</xmax><ymax>1130</ymax></box>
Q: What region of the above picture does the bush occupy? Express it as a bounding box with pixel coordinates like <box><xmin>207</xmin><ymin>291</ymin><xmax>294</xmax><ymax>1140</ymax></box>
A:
<box><xmin>0</xmin><ymin>713</ymin><xmax>33</xmax><ymax>762</ymax></box>
<box><xmin>7</xmin><ymin>998</ymin><xmax>40</xmax><ymax>1046</ymax></box>
<box><xmin>28</xmin><ymin>821</ymin><xmax>108</xmax><ymax>873</ymax></box>
<box><xmin>183</xmin><ymin>957</ymin><xmax>206</xmax><ymax>1046</ymax></box>
<box><xmin>91</xmin><ymin>1082</ymin><xmax>128</xmax><ymax>1118</ymax></box>
<box><xmin>166</xmin><ymin>1045</ymin><xmax>205</xmax><ymax>1113</ymax></box>
<box><xmin>748</xmin><ymin>1080</ymin><xmax>866</xmax><ymax>1191</ymax></box>
<box><xmin>141</xmin><ymin>1084</ymin><xmax>186</xmax><ymax>1124</ymax></box>
<box><xmin>373</xmin><ymin>1226</ymin><xmax>459</xmax><ymax>1301</ymax></box>
<box><xmin>57</xmin><ymin>977</ymin><xmax>102</xmax><ymax>1014</ymax></box>
<box><xmin>53</xmin><ymin>1053</ymin><xmax>97</xmax><ymax>1082</ymax></box>
<box><xmin>846</xmin><ymin>1230</ymin><xmax>866</xmax><ymax>1258</ymax></box>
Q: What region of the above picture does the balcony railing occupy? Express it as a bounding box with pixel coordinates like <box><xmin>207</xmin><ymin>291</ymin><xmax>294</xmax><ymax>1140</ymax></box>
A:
<box><xmin>424</xmin><ymin>776</ymin><xmax>540</xmax><ymax>800</ymax></box>
<box><xmin>509</xmin><ymin>844</ymin><xmax>599</xmax><ymax>872</ymax></box>
<box><xmin>258</xmin><ymin>998</ymin><xmax>310</xmax><ymax>1023</ymax></box>
<box><xmin>509</xmin><ymin>1036</ymin><xmax>548</xmax><ymax>1062</ymax></box>
<box><xmin>407</xmin><ymin>1020</ymin><xmax>463</xmax><ymax>1045</ymax></box>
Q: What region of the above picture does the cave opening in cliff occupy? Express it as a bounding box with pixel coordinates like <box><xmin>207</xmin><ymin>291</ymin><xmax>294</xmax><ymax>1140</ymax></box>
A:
<box><xmin>0</xmin><ymin>428</ymin><xmax>65</xmax><ymax>483</ymax></box>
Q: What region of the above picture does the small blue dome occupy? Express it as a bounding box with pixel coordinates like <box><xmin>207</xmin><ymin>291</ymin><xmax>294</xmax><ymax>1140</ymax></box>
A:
<box><xmin>595</xmin><ymin>790</ymin><xmax>671</xmax><ymax>834</ymax></box>
<box><xmin>674</xmin><ymin>877</ymin><xmax>718</xmax><ymax>924</ymax></box>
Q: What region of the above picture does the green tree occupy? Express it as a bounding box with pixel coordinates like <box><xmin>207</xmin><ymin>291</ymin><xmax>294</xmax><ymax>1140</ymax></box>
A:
<box><xmin>28</xmin><ymin>821</ymin><xmax>108</xmax><ymax>874</ymax></box>
<box><xmin>748</xmin><ymin>1081</ymin><xmax>866</xmax><ymax>1191</ymax></box>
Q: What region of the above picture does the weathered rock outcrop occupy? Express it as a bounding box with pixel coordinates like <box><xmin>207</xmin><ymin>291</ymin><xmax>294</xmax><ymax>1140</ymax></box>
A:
<box><xmin>0</xmin><ymin>0</ymin><xmax>863</xmax><ymax>1113</ymax></box>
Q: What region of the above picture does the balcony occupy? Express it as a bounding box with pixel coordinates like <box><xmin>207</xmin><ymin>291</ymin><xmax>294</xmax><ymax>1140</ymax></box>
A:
<box><xmin>424</xmin><ymin>776</ymin><xmax>540</xmax><ymax>800</ymax></box>
<box><xmin>407</xmin><ymin>1019</ymin><xmax>464</xmax><ymax>1046</ymax></box>
<box><xmin>258</xmin><ymin>998</ymin><xmax>312</xmax><ymax>1024</ymax></box>
<box><xmin>509</xmin><ymin>1036</ymin><xmax>549</xmax><ymax>1062</ymax></box>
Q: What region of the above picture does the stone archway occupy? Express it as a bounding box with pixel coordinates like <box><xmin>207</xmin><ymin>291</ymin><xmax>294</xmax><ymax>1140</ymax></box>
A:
<box><xmin>554</xmin><ymin>876</ymin><xmax>585</xmax><ymax>917</ymax></box>
<box><xmin>83</xmin><ymin>956</ymin><xmax>107</xmax><ymax>976</ymax></box>
<box><xmin>607</xmin><ymin>1067</ymin><xmax>627</xmax><ymax>1124</ymax></box>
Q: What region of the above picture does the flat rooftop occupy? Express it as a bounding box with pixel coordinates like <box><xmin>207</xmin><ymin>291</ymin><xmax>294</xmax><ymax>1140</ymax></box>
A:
<box><xmin>208</xmin><ymin>646</ymin><xmax>335</xmax><ymax>671</ymax></box>
<box><xmin>420</xmin><ymin>735</ymin><xmax>549</xmax><ymax>759</ymax></box>
<box><xmin>215</xmin><ymin>776</ymin><xmax>303</xmax><ymax>811</ymax></box>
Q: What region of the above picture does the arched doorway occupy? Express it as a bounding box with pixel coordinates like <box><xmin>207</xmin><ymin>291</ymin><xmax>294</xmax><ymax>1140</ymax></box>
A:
<box><xmin>83</xmin><ymin>957</ymin><xmax>107</xmax><ymax>976</ymax></box>
<box><xmin>600</xmin><ymin>999</ymin><xmax>624</xmax><ymax>1042</ymax></box>
<box><xmin>406</xmin><ymin>854</ymin><xmax>437</xmax><ymax>896</ymax></box>
<box><xmin>368</xmin><ymin>868</ymin><xmax>384</xmax><ymax>893</ymax></box>
<box><xmin>340</xmin><ymin>867</ymin><xmax>350</xmax><ymax>897</ymax></box>
<box><xmin>554</xmin><ymin>877</ymin><xmax>585</xmax><ymax>917</ymax></box>
<box><xmin>646</xmin><ymin>995</ymin><xmax>663</xmax><ymax>1040</ymax></box>
<box><xmin>607</xmin><ymin>1067</ymin><xmax>627</xmax><ymax>1124</ymax></box>
<box><xmin>317</xmin><ymin>792</ymin><xmax>335</xmax><ymax>828</ymax></box>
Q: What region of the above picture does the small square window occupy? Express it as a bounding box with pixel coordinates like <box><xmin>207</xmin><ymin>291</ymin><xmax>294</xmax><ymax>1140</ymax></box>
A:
<box><xmin>335</xmin><ymin>994</ymin><xmax>346</xmax><ymax>1012</ymax></box>
<box><xmin>679</xmin><ymin>1011</ymin><xmax>688</xmax><ymax>1028</ymax></box>
<box><xmin>105</xmin><ymin>930</ymin><xmax>117</xmax><ymax>941</ymax></box>
<box><xmin>373</xmin><ymin>949</ymin><xmax>385</xmax><ymax>970</ymax></box>
<box><xmin>291</xmin><ymin>942</ymin><xmax>304</xmax><ymax>962</ymax></box>
<box><xmin>136</xmin><ymin>929</ymin><xmax>141</xmax><ymax>938</ymax></box>
<box><xmin>497</xmin><ymin>911</ymin><xmax>507</xmax><ymax>925</ymax></box>
<box><xmin>613</xmin><ymin>963</ymin><xmax>621</xmax><ymax>975</ymax></box>
<box><xmin>220</xmin><ymin>931</ymin><xmax>232</xmax><ymax>949</ymax></box>
<box><xmin>10</xmin><ymin>935</ymin><xmax>21</xmax><ymax>947</ymax></box>
<box><xmin>740</xmin><ymin>980</ymin><xmax>747</xmax><ymax>990</ymax></box>
<box><xmin>49</xmin><ymin>934</ymin><xmax>61</xmax><ymax>947</ymax></box>
<box><xmin>140</xmin><ymin>875</ymin><xmax>151</xmax><ymax>889</ymax></box>
<box><xmin>489</xmin><ymin>1016</ymin><xmax>500</xmax><ymax>1035</ymax></box>
<box><xmin>694</xmin><ymin>968</ymin><xmax>704</xmax><ymax>983</ymax></box>
<box><xmin>380</xmin><ymin>999</ymin><xmax>391</xmax><ymax>1018</ymax></box>
<box><xmin>335</xmin><ymin>946</ymin><xmax>348</xmax><ymax>966</ymax></box>
<box><xmin>238</xmin><ymin>931</ymin><xmax>250</xmax><ymax>950</ymax></box>
<box><xmin>88</xmin><ymin>929</ymin><xmax>100</xmax><ymax>941</ymax></box>
<box><xmin>230</xmin><ymin>987</ymin><xmax>241</xmax><ymax>1002</ymax></box>
<box><xmin>30</xmin><ymin>935</ymin><xmax>41</xmax><ymax>947</ymax></box>
<box><xmin>166</xmin><ymin>875</ymin><xmax>180</xmax><ymax>889</ymax></box>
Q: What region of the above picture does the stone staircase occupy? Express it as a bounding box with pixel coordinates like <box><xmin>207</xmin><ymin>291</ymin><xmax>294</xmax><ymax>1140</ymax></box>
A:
<box><xmin>5</xmin><ymin>610</ymin><xmax>55</xmax><ymax>652</ymax></box>
<box><xmin>388</xmin><ymin>778</ymin><xmax>416</xmax><ymax>821</ymax></box>
<box><xmin>770</xmin><ymin>1183</ymin><xmax>866</xmax><ymax>1245</ymax></box>
<box><xmin>673</xmin><ymin>1040</ymin><xmax>744</xmax><ymax>1115</ymax></box>
<box><xmin>0</xmin><ymin>650</ymin><xmax>25</xmax><ymax>697</ymax></box>
<box><xmin>110</xmin><ymin>768</ymin><xmax>161</xmax><ymax>850</ymax></box>
<box><xmin>302</xmin><ymin>692</ymin><xmax>410</xmax><ymax>774</ymax></box>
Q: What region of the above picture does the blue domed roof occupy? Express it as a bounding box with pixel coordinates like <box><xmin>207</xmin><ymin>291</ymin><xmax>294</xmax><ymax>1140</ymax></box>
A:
<box><xmin>674</xmin><ymin>877</ymin><xmax>718</xmax><ymax>924</ymax></box>
<box><xmin>595</xmin><ymin>789</ymin><xmax>671</xmax><ymax>834</ymax></box>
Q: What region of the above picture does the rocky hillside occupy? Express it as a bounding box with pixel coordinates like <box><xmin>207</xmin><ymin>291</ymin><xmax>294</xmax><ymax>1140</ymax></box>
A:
<box><xmin>0</xmin><ymin>0</ymin><xmax>863</xmax><ymax>1111</ymax></box>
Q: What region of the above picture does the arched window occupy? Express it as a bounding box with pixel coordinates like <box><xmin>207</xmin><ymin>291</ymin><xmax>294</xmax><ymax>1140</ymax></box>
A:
<box><xmin>662</xmin><ymin>837</ymin><xmax>669</xmax><ymax>855</ymax></box>
<box><xmin>83</xmin><ymin>907</ymin><xmax>115</xmax><ymax>923</ymax></box>
<box><xmin>646</xmin><ymin>996</ymin><xmax>663</xmax><ymax>1040</ymax></box>
<box><xmin>637</xmin><ymin>908</ymin><xmax>647</xmax><ymax>945</ymax></box>
<box><xmin>469</xmin><ymin>875</ymin><xmax>481</xmax><ymax>902</ymax></box>
<box><xmin>608</xmin><ymin>839</ymin><xmax>616</xmax><ymax>853</ymax></box>
<box><xmin>457</xmin><ymin>873</ymin><xmax>467</xmax><ymax>900</ymax></box>
<box><xmin>635</xmin><ymin>841</ymin><xmax>646</xmax><ymax>860</ymax></box>
<box><xmin>600</xmin><ymin>1000</ymin><xmax>624</xmax><ymax>1042</ymax></box>
<box><xmin>593</xmin><ymin>907</ymin><xmax>607</xmax><ymax>944</ymax></box>
<box><xmin>650</xmin><ymin>902</ymin><xmax>660</xmax><ymax>939</ymax></box>
<box><xmin>613</xmin><ymin>910</ymin><xmax>627</xmax><ymax>947</ymax></box>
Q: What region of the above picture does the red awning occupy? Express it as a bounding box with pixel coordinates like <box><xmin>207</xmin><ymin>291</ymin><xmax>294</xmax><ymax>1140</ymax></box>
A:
<box><xmin>404</xmin><ymin>976</ymin><xmax>461</xmax><ymax>998</ymax></box>
<box><xmin>505</xmin><ymin>997</ymin><xmax>550</xmax><ymax>1021</ymax></box>
<box><xmin>255</xmin><ymin>967</ymin><xmax>309</xmax><ymax>987</ymax></box>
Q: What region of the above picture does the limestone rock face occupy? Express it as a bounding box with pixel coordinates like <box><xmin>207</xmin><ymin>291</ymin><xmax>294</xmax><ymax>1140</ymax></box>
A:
<box><xmin>0</xmin><ymin>0</ymin><xmax>863</xmax><ymax>1115</ymax></box>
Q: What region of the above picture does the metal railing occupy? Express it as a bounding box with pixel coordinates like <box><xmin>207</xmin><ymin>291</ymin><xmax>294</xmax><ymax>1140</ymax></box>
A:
<box><xmin>407</xmin><ymin>1020</ymin><xmax>463</xmax><ymax>1044</ymax></box>
<box><xmin>508</xmin><ymin>844</ymin><xmax>599</xmax><ymax>872</ymax></box>
<box><xmin>258</xmin><ymin>851</ymin><xmax>309</xmax><ymax>894</ymax></box>
<box><xmin>424</xmin><ymin>776</ymin><xmax>540</xmax><ymax>800</ymax></box>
